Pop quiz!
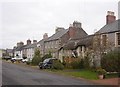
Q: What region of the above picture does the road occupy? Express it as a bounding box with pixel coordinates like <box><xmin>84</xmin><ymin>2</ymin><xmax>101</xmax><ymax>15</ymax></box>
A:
<box><xmin>2</xmin><ymin>61</ymin><xmax>96</xmax><ymax>86</ymax></box>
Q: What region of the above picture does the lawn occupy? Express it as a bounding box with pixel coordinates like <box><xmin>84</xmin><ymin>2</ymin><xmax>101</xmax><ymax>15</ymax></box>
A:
<box><xmin>45</xmin><ymin>69</ymin><xmax>119</xmax><ymax>80</ymax></box>
<box><xmin>46</xmin><ymin>69</ymin><xmax>98</xmax><ymax>80</ymax></box>
<box><xmin>63</xmin><ymin>69</ymin><xmax>98</xmax><ymax>80</ymax></box>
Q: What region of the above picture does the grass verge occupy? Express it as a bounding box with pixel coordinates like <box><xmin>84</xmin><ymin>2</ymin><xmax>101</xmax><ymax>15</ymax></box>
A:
<box><xmin>45</xmin><ymin>69</ymin><xmax>98</xmax><ymax>80</ymax></box>
<box><xmin>44</xmin><ymin>69</ymin><xmax>119</xmax><ymax>80</ymax></box>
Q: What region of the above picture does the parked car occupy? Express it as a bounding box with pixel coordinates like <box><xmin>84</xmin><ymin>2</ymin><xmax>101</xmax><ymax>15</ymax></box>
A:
<box><xmin>22</xmin><ymin>58</ymin><xmax>29</xmax><ymax>63</ymax></box>
<box><xmin>3</xmin><ymin>56</ymin><xmax>11</xmax><ymax>60</ymax></box>
<box><xmin>11</xmin><ymin>57</ymin><xmax>23</xmax><ymax>63</ymax></box>
<box><xmin>38</xmin><ymin>58</ymin><xmax>58</xmax><ymax>69</ymax></box>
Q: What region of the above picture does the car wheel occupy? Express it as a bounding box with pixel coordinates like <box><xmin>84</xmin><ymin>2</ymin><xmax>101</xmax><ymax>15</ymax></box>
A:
<box><xmin>39</xmin><ymin>66</ymin><xmax>43</xmax><ymax>69</ymax></box>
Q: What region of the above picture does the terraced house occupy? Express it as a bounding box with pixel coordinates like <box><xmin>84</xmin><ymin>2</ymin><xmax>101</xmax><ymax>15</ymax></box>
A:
<box><xmin>13</xmin><ymin>39</ymin><xmax>37</xmax><ymax>61</ymax></box>
<box><xmin>44</xmin><ymin>21</ymin><xmax>88</xmax><ymax>61</ymax></box>
<box><xmin>58</xmin><ymin>11</ymin><xmax>120</xmax><ymax>65</ymax></box>
<box><xmin>14</xmin><ymin>41</ymin><xmax>25</xmax><ymax>58</ymax></box>
<box><xmin>12</xmin><ymin>11</ymin><xmax>119</xmax><ymax>64</ymax></box>
<box><xmin>37</xmin><ymin>33</ymin><xmax>48</xmax><ymax>57</ymax></box>
<box><xmin>23</xmin><ymin>40</ymin><xmax>37</xmax><ymax>61</ymax></box>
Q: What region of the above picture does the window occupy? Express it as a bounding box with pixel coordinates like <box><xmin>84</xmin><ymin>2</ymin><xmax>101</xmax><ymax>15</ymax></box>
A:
<box><xmin>117</xmin><ymin>33</ymin><xmax>120</xmax><ymax>45</ymax></box>
<box><xmin>102</xmin><ymin>34</ymin><xmax>107</xmax><ymax>46</ymax></box>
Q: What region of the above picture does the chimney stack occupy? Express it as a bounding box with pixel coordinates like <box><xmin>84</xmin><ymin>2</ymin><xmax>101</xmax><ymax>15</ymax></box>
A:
<box><xmin>33</xmin><ymin>40</ymin><xmax>37</xmax><ymax>44</ymax></box>
<box><xmin>73</xmin><ymin>21</ymin><xmax>81</xmax><ymax>28</ymax></box>
<box><xmin>69</xmin><ymin>21</ymin><xmax>81</xmax><ymax>39</ymax></box>
<box><xmin>27</xmin><ymin>39</ymin><xmax>31</xmax><ymax>45</ymax></box>
<box><xmin>17</xmin><ymin>41</ymin><xmax>24</xmax><ymax>47</ymax></box>
<box><xmin>106</xmin><ymin>11</ymin><xmax>116</xmax><ymax>24</ymax></box>
<box><xmin>43</xmin><ymin>33</ymin><xmax>48</xmax><ymax>39</ymax></box>
<box><xmin>55</xmin><ymin>27</ymin><xmax>65</xmax><ymax>33</ymax></box>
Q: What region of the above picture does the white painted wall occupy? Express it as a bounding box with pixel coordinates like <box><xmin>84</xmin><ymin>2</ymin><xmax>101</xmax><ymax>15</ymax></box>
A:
<box><xmin>14</xmin><ymin>50</ymin><xmax>22</xmax><ymax>58</ymax></box>
<box><xmin>26</xmin><ymin>48</ymin><xmax>35</xmax><ymax>61</ymax></box>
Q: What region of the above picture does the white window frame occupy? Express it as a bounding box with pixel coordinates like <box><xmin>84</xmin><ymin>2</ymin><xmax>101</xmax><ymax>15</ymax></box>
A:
<box><xmin>115</xmin><ymin>32</ymin><xmax>120</xmax><ymax>47</ymax></box>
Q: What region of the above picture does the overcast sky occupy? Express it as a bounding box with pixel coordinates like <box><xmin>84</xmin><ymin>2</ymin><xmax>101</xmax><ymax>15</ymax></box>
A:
<box><xmin>0</xmin><ymin>0</ymin><xmax>119</xmax><ymax>49</ymax></box>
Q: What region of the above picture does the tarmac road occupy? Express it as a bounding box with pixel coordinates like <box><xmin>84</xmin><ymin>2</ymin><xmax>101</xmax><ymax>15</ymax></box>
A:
<box><xmin>2</xmin><ymin>61</ymin><xmax>101</xmax><ymax>86</ymax></box>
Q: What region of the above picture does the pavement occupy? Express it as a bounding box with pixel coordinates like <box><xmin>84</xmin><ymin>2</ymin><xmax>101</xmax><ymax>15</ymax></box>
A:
<box><xmin>92</xmin><ymin>78</ymin><xmax>119</xmax><ymax>86</ymax></box>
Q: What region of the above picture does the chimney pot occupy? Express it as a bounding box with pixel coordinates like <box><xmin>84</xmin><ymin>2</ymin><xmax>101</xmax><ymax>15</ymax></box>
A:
<box><xmin>73</xmin><ymin>21</ymin><xmax>81</xmax><ymax>28</ymax></box>
<box><xmin>33</xmin><ymin>40</ymin><xmax>37</xmax><ymax>44</ymax></box>
<box><xmin>106</xmin><ymin>11</ymin><xmax>116</xmax><ymax>24</ymax></box>
<box><xmin>27</xmin><ymin>39</ymin><xmax>31</xmax><ymax>45</ymax></box>
<box><xmin>55</xmin><ymin>27</ymin><xmax>65</xmax><ymax>33</ymax></box>
<box><xmin>17</xmin><ymin>41</ymin><xmax>24</xmax><ymax>47</ymax></box>
<box><xmin>43</xmin><ymin>33</ymin><xmax>48</xmax><ymax>39</ymax></box>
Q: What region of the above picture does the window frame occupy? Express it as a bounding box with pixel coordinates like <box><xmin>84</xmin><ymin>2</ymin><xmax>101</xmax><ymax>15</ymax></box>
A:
<box><xmin>101</xmin><ymin>34</ymin><xmax>108</xmax><ymax>47</ymax></box>
<box><xmin>115</xmin><ymin>32</ymin><xmax>120</xmax><ymax>47</ymax></box>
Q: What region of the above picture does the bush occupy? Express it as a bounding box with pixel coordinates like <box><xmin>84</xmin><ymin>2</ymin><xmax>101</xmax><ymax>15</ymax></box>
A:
<box><xmin>101</xmin><ymin>50</ymin><xmax>120</xmax><ymax>72</ymax></box>
<box><xmin>42</xmin><ymin>52</ymin><xmax>52</xmax><ymax>61</ymax></box>
<box><xmin>51</xmin><ymin>60</ymin><xmax>64</xmax><ymax>70</ymax></box>
<box><xmin>31</xmin><ymin>49</ymin><xmax>42</xmax><ymax>66</ymax></box>
<box><xmin>65</xmin><ymin>59</ymin><xmax>84</xmax><ymax>69</ymax></box>
<box><xmin>96</xmin><ymin>68</ymin><xmax>107</xmax><ymax>75</ymax></box>
<box><xmin>70</xmin><ymin>60</ymin><xmax>81</xmax><ymax>69</ymax></box>
<box><xmin>83</xmin><ymin>54</ymin><xmax>91</xmax><ymax>69</ymax></box>
<box><xmin>26</xmin><ymin>61</ymin><xmax>31</xmax><ymax>65</ymax></box>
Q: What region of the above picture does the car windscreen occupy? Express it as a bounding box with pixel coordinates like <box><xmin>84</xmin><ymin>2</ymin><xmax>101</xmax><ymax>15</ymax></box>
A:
<box><xmin>43</xmin><ymin>59</ymin><xmax>49</xmax><ymax>63</ymax></box>
<box><xmin>49</xmin><ymin>59</ymin><xmax>58</xmax><ymax>63</ymax></box>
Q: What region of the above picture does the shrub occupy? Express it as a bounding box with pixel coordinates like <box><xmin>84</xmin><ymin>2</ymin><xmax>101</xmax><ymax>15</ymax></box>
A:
<box><xmin>101</xmin><ymin>50</ymin><xmax>120</xmax><ymax>72</ymax></box>
<box><xmin>65</xmin><ymin>59</ymin><xmax>84</xmax><ymax>69</ymax></box>
<box><xmin>31</xmin><ymin>49</ymin><xmax>42</xmax><ymax>66</ymax></box>
<box><xmin>79</xmin><ymin>59</ymin><xmax>84</xmax><ymax>69</ymax></box>
<box><xmin>83</xmin><ymin>54</ymin><xmax>91</xmax><ymax>69</ymax></box>
<box><xmin>70</xmin><ymin>60</ymin><xmax>81</xmax><ymax>69</ymax></box>
<box><xmin>42</xmin><ymin>52</ymin><xmax>52</xmax><ymax>61</ymax></box>
<box><xmin>96</xmin><ymin>68</ymin><xmax>107</xmax><ymax>75</ymax></box>
<box><xmin>26</xmin><ymin>61</ymin><xmax>31</xmax><ymax>65</ymax></box>
<box><xmin>51</xmin><ymin>60</ymin><xmax>64</xmax><ymax>70</ymax></box>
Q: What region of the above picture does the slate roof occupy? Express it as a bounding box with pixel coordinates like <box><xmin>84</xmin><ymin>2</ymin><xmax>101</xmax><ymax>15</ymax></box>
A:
<box><xmin>63</xmin><ymin>39</ymin><xmax>79</xmax><ymax>50</ymax></box>
<box><xmin>98</xmin><ymin>19</ymin><xmax>120</xmax><ymax>34</ymax></box>
<box><xmin>63</xmin><ymin>35</ymin><xmax>94</xmax><ymax>50</ymax></box>
<box><xmin>6</xmin><ymin>49</ymin><xmax>13</xmax><ymax>53</ymax></box>
<box><xmin>37</xmin><ymin>39</ymin><xmax>46</xmax><ymax>45</ymax></box>
<box><xmin>71</xmin><ymin>28</ymin><xmax>88</xmax><ymax>39</ymax></box>
<box><xmin>45</xmin><ymin>29</ymin><xmax>69</xmax><ymax>41</ymax></box>
<box><xmin>23</xmin><ymin>43</ymin><xmax>37</xmax><ymax>49</ymax></box>
<box><xmin>15</xmin><ymin>45</ymin><xmax>27</xmax><ymax>51</ymax></box>
<box><xmin>77</xmin><ymin>35</ymin><xmax>94</xmax><ymax>47</ymax></box>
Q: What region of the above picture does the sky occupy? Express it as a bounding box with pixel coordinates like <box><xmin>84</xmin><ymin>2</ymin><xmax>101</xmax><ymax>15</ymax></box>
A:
<box><xmin>0</xmin><ymin>0</ymin><xmax>119</xmax><ymax>49</ymax></box>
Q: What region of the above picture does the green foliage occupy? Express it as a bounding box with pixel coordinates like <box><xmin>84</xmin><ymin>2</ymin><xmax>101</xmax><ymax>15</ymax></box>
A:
<box><xmin>79</xmin><ymin>59</ymin><xmax>84</xmax><ymax>69</ymax></box>
<box><xmin>70</xmin><ymin>61</ymin><xmax>80</xmax><ymax>69</ymax></box>
<box><xmin>70</xmin><ymin>60</ymin><xmax>82</xmax><ymax>69</ymax></box>
<box><xmin>42</xmin><ymin>52</ymin><xmax>52</xmax><ymax>61</ymax></box>
<box><xmin>64</xmin><ymin>59</ymin><xmax>84</xmax><ymax>69</ymax></box>
<box><xmin>83</xmin><ymin>52</ymin><xmax>91</xmax><ymax>69</ymax></box>
<box><xmin>51</xmin><ymin>60</ymin><xmax>64</xmax><ymax>70</ymax></box>
<box><xmin>96</xmin><ymin>68</ymin><xmax>107</xmax><ymax>75</ymax></box>
<box><xmin>26</xmin><ymin>61</ymin><xmax>31</xmax><ymax>65</ymax></box>
<box><xmin>64</xmin><ymin>62</ymin><xmax>72</xmax><ymax>69</ymax></box>
<box><xmin>31</xmin><ymin>49</ymin><xmax>42</xmax><ymax>65</ymax></box>
<box><xmin>101</xmin><ymin>50</ymin><xmax>120</xmax><ymax>72</ymax></box>
<box><xmin>52</xmin><ymin>69</ymin><xmax>98</xmax><ymax>80</ymax></box>
<box><xmin>106</xmin><ymin>73</ymin><xmax>119</xmax><ymax>78</ymax></box>
<box><xmin>69</xmin><ymin>57</ymin><xmax>91</xmax><ymax>69</ymax></box>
